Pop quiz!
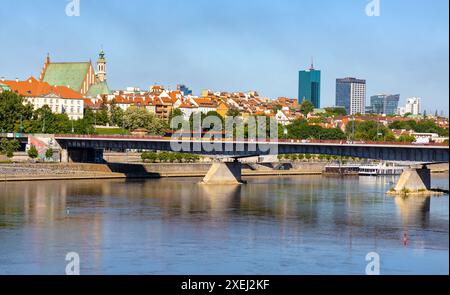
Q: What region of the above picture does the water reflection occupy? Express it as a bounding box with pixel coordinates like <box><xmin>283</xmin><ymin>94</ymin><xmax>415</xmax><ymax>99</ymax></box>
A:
<box><xmin>0</xmin><ymin>174</ymin><xmax>448</xmax><ymax>274</ymax></box>
<box><xmin>395</xmin><ymin>196</ymin><xmax>430</xmax><ymax>227</ymax></box>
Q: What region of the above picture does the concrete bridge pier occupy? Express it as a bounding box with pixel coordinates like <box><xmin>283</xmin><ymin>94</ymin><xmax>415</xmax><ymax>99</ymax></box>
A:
<box><xmin>201</xmin><ymin>160</ymin><xmax>244</xmax><ymax>185</ymax></box>
<box><xmin>60</xmin><ymin>148</ymin><xmax>69</xmax><ymax>163</ymax></box>
<box><xmin>394</xmin><ymin>166</ymin><xmax>431</xmax><ymax>193</ymax></box>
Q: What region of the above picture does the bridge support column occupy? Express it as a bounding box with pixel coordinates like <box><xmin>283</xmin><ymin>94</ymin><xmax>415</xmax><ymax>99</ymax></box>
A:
<box><xmin>60</xmin><ymin>148</ymin><xmax>69</xmax><ymax>163</ymax></box>
<box><xmin>201</xmin><ymin>161</ymin><xmax>243</xmax><ymax>185</ymax></box>
<box><xmin>394</xmin><ymin>166</ymin><xmax>431</xmax><ymax>193</ymax></box>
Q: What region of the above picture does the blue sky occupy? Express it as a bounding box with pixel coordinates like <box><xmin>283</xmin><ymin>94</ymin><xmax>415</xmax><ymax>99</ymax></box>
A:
<box><xmin>0</xmin><ymin>0</ymin><xmax>448</xmax><ymax>114</ymax></box>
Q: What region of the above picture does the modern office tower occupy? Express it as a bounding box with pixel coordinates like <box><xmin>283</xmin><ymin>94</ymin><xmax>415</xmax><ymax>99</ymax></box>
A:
<box><xmin>370</xmin><ymin>94</ymin><xmax>400</xmax><ymax>115</ymax></box>
<box><xmin>298</xmin><ymin>61</ymin><xmax>321</xmax><ymax>108</ymax></box>
<box><xmin>335</xmin><ymin>77</ymin><xmax>366</xmax><ymax>115</ymax></box>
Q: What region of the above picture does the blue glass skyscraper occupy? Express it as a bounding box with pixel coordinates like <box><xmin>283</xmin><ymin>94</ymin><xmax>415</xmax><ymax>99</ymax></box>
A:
<box><xmin>298</xmin><ymin>62</ymin><xmax>321</xmax><ymax>108</ymax></box>
<box><xmin>370</xmin><ymin>94</ymin><xmax>400</xmax><ymax>115</ymax></box>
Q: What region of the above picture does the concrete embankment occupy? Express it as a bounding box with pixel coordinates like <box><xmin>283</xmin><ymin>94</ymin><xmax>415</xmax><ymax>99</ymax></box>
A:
<box><xmin>0</xmin><ymin>162</ymin><xmax>325</xmax><ymax>182</ymax></box>
<box><xmin>1</xmin><ymin>161</ymin><xmax>447</xmax><ymax>182</ymax></box>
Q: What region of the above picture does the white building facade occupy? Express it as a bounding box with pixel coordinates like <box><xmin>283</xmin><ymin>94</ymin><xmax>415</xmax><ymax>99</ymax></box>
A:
<box><xmin>397</xmin><ymin>97</ymin><xmax>421</xmax><ymax>116</ymax></box>
<box><xmin>23</xmin><ymin>94</ymin><xmax>84</xmax><ymax>120</ymax></box>
<box><xmin>405</xmin><ymin>97</ymin><xmax>421</xmax><ymax>115</ymax></box>
<box><xmin>350</xmin><ymin>82</ymin><xmax>366</xmax><ymax>115</ymax></box>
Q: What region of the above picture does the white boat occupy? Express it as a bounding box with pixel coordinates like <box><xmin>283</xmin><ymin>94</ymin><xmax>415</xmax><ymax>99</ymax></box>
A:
<box><xmin>359</xmin><ymin>162</ymin><xmax>404</xmax><ymax>176</ymax></box>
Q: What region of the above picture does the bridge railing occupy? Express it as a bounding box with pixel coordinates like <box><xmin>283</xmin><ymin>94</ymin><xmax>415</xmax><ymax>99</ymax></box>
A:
<box><xmin>54</xmin><ymin>134</ymin><xmax>449</xmax><ymax>147</ymax></box>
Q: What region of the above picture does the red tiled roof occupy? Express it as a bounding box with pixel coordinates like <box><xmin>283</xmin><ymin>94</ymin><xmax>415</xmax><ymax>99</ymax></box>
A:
<box><xmin>2</xmin><ymin>76</ymin><xmax>83</xmax><ymax>99</ymax></box>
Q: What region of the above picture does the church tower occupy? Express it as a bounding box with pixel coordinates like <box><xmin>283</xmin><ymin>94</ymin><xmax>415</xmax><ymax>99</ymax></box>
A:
<box><xmin>97</xmin><ymin>50</ymin><xmax>106</xmax><ymax>82</ymax></box>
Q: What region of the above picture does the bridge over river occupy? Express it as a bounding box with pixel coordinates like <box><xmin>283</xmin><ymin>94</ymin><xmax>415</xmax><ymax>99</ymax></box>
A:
<box><xmin>54</xmin><ymin>134</ymin><xmax>449</xmax><ymax>163</ymax></box>
<box><xmin>22</xmin><ymin>134</ymin><xmax>449</xmax><ymax>189</ymax></box>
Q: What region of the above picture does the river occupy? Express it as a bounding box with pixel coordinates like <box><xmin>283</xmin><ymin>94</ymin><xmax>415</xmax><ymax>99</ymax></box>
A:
<box><xmin>0</xmin><ymin>174</ymin><xmax>448</xmax><ymax>274</ymax></box>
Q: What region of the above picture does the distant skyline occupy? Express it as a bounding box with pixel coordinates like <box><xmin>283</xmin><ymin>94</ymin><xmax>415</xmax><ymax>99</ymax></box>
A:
<box><xmin>0</xmin><ymin>0</ymin><xmax>448</xmax><ymax>114</ymax></box>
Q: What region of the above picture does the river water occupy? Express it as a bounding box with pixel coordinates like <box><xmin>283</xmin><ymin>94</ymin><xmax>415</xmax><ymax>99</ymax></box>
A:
<box><xmin>0</xmin><ymin>174</ymin><xmax>448</xmax><ymax>275</ymax></box>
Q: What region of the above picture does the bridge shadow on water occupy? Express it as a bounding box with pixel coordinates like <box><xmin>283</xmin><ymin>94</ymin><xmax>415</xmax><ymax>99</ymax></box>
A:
<box><xmin>105</xmin><ymin>163</ymin><xmax>162</xmax><ymax>179</ymax></box>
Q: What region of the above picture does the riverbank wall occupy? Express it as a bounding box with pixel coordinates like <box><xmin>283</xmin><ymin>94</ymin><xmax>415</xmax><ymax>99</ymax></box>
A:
<box><xmin>0</xmin><ymin>162</ymin><xmax>326</xmax><ymax>182</ymax></box>
<box><xmin>1</xmin><ymin>161</ymin><xmax>447</xmax><ymax>182</ymax></box>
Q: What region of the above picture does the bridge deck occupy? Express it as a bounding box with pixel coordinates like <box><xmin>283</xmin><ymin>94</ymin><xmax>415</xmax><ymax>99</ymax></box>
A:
<box><xmin>54</xmin><ymin>134</ymin><xmax>449</xmax><ymax>149</ymax></box>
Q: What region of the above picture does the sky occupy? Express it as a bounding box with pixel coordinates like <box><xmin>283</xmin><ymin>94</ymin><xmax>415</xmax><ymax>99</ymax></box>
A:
<box><xmin>0</xmin><ymin>0</ymin><xmax>448</xmax><ymax>114</ymax></box>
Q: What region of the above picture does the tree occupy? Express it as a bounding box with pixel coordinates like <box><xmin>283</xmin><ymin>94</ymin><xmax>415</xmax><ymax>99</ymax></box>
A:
<box><xmin>0</xmin><ymin>91</ymin><xmax>34</xmax><ymax>132</ymax></box>
<box><xmin>0</xmin><ymin>139</ymin><xmax>20</xmax><ymax>158</ymax></box>
<box><xmin>286</xmin><ymin>119</ymin><xmax>346</xmax><ymax>140</ymax></box>
<box><xmin>27</xmin><ymin>145</ymin><xmax>38</xmax><ymax>159</ymax></box>
<box><xmin>175</xmin><ymin>153</ymin><xmax>184</xmax><ymax>163</ymax></box>
<box><xmin>346</xmin><ymin>120</ymin><xmax>391</xmax><ymax>141</ymax></box>
<box><xmin>141</xmin><ymin>151</ymin><xmax>158</xmax><ymax>163</ymax></box>
<box><xmin>45</xmin><ymin>148</ymin><xmax>54</xmax><ymax>160</ymax></box>
<box><xmin>226</xmin><ymin>108</ymin><xmax>241</xmax><ymax>118</ymax></box>
<box><xmin>123</xmin><ymin>106</ymin><xmax>166</xmax><ymax>135</ymax></box>
<box><xmin>110</xmin><ymin>103</ymin><xmax>125</xmax><ymax>128</ymax></box>
<box><xmin>319</xmin><ymin>128</ymin><xmax>347</xmax><ymax>140</ymax></box>
<box><xmin>397</xmin><ymin>134</ymin><xmax>415</xmax><ymax>143</ymax></box>
<box><xmin>169</xmin><ymin>108</ymin><xmax>184</xmax><ymax>122</ymax></box>
<box><xmin>389</xmin><ymin>119</ymin><xmax>449</xmax><ymax>137</ymax></box>
<box><xmin>324</xmin><ymin>107</ymin><xmax>347</xmax><ymax>116</ymax></box>
<box><xmin>25</xmin><ymin>105</ymin><xmax>72</xmax><ymax>134</ymax></box>
<box><xmin>96</xmin><ymin>108</ymin><xmax>110</xmax><ymax>126</ymax></box>
<box><xmin>299</xmin><ymin>100</ymin><xmax>315</xmax><ymax>116</ymax></box>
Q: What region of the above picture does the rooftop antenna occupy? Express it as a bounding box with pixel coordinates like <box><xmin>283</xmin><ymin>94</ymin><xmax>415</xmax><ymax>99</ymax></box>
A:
<box><xmin>310</xmin><ymin>56</ymin><xmax>314</xmax><ymax>70</ymax></box>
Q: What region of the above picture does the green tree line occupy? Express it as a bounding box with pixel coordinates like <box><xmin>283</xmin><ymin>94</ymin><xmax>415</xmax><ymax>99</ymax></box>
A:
<box><xmin>141</xmin><ymin>151</ymin><xmax>201</xmax><ymax>163</ymax></box>
<box><xmin>0</xmin><ymin>92</ymin><xmax>167</xmax><ymax>135</ymax></box>
<box><xmin>389</xmin><ymin>119</ymin><xmax>449</xmax><ymax>137</ymax></box>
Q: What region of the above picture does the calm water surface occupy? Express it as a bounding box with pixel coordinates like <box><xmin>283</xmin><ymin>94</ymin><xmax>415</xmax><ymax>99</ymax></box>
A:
<box><xmin>0</xmin><ymin>174</ymin><xmax>448</xmax><ymax>274</ymax></box>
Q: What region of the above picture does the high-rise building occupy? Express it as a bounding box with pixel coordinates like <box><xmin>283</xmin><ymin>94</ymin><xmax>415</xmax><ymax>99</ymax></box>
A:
<box><xmin>335</xmin><ymin>77</ymin><xmax>366</xmax><ymax>115</ymax></box>
<box><xmin>405</xmin><ymin>97</ymin><xmax>421</xmax><ymax>115</ymax></box>
<box><xmin>396</xmin><ymin>97</ymin><xmax>421</xmax><ymax>116</ymax></box>
<box><xmin>298</xmin><ymin>61</ymin><xmax>321</xmax><ymax>108</ymax></box>
<box><xmin>370</xmin><ymin>94</ymin><xmax>400</xmax><ymax>115</ymax></box>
